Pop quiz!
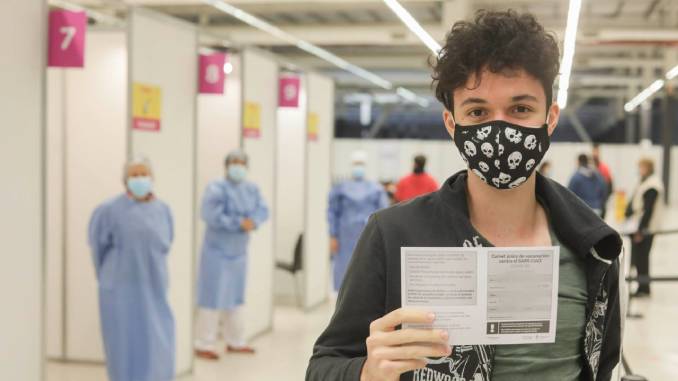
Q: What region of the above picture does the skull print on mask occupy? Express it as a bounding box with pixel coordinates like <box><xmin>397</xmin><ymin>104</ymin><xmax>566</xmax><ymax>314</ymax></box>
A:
<box><xmin>453</xmin><ymin>119</ymin><xmax>551</xmax><ymax>190</ymax></box>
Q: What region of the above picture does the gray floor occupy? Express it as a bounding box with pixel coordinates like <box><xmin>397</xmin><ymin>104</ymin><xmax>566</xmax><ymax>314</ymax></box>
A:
<box><xmin>47</xmin><ymin>304</ymin><xmax>330</xmax><ymax>381</ymax></box>
<box><xmin>620</xmin><ymin>229</ymin><xmax>678</xmax><ymax>381</ymax></box>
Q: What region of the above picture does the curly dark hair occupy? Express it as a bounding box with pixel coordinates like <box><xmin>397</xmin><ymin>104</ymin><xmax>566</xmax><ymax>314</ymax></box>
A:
<box><xmin>432</xmin><ymin>10</ymin><xmax>560</xmax><ymax>113</ymax></box>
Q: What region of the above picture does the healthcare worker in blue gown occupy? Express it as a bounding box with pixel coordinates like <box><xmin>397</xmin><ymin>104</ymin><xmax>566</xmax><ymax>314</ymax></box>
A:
<box><xmin>194</xmin><ymin>149</ymin><xmax>269</xmax><ymax>360</ymax></box>
<box><xmin>88</xmin><ymin>156</ymin><xmax>175</xmax><ymax>381</ymax></box>
<box><xmin>328</xmin><ymin>151</ymin><xmax>389</xmax><ymax>292</ymax></box>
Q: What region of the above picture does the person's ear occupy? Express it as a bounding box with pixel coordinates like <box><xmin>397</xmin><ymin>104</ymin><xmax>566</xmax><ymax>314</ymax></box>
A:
<box><xmin>443</xmin><ymin>110</ymin><xmax>456</xmax><ymax>139</ymax></box>
<box><xmin>546</xmin><ymin>102</ymin><xmax>560</xmax><ymax>136</ymax></box>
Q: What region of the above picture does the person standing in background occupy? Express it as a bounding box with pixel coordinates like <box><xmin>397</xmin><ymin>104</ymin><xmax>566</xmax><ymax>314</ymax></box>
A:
<box><xmin>592</xmin><ymin>144</ymin><xmax>614</xmax><ymax>218</ymax></box>
<box><xmin>195</xmin><ymin>149</ymin><xmax>269</xmax><ymax>359</ymax></box>
<box><xmin>88</xmin><ymin>156</ymin><xmax>175</xmax><ymax>381</ymax></box>
<box><xmin>394</xmin><ymin>154</ymin><xmax>440</xmax><ymax>202</ymax></box>
<box><xmin>568</xmin><ymin>154</ymin><xmax>607</xmax><ymax>215</ymax></box>
<box><xmin>328</xmin><ymin>151</ymin><xmax>389</xmax><ymax>292</ymax></box>
<box><xmin>626</xmin><ymin>158</ymin><xmax>664</xmax><ymax>297</ymax></box>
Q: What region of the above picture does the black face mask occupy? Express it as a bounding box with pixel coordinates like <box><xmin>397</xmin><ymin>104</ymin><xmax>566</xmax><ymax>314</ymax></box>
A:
<box><xmin>453</xmin><ymin>119</ymin><xmax>550</xmax><ymax>190</ymax></box>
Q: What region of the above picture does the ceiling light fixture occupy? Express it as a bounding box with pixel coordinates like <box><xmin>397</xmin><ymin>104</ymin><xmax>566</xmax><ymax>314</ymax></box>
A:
<box><xmin>623</xmin><ymin>63</ymin><xmax>678</xmax><ymax>112</ymax></box>
<box><xmin>624</xmin><ymin>79</ymin><xmax>665</xmax><ymax>112</ymax></box>
<box><xmin>556</xmin><ymin>0</ymin><xmax>583</xmax><ymax>109</ymax></box>
<box><xmin>382</xmin><ymin>0</ymin><xmax>441</xmax><ymax>54</ymax></box>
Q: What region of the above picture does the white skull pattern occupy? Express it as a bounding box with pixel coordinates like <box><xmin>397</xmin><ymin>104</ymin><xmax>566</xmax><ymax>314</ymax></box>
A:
<box><xmin>476</xmin><ymin>126</ymin><xmax>492</xmax><ymax>140</ymax></box>
<box><xmin>498</xmin><ymin>144</ymin><xmax>504</xmax><ymax>156</ymax></box>
<box><xmin>494</xmin><ymin>159</ymin><xmax>501</xmax><ymax>169</ymax></box>
<box><xmin>509</xmin><ymin>177</ymin><xmax>527</xmax><ymax>188</ymax></box>
<box><xmin>505</xmin><ymin>127</ymin><xmax>523</xmax><ymax>143</ymax></box>
<box><xmin>479</xmin><ymin>161</ymin><xmax>490</xmax><ymax>172</ymax></box>
<box><xmin>481</xmin><ymin>142</ymin><xmax>494</xmax><ymax>158</ymax></box>
<box><xmin>524</xmin><ymin>135</ymin><xmax>537</xmax><ymax>150</ymax></box>
<box><xmin>492</xmin><ymin>173</ymin><xmax>512</xmax><ymax>187</ymax></box>
<box><xmin>508</xmin><ymin>151</ymin><xmax>523</xmax><ymax>170</ymax></box>
<box><xmin>464</xmin><ymin>141</ymin><xmax>476</xmax><ymax>157</ymax></box>
<box><xmin>472</xmin><ymin>169</ymin><xmax>487</xmax><ymax>183</ymax></box>
<box><xmin>525</xmin><ymin>158</ymin><xmax>536</xmax><ymax>171</ymax></box>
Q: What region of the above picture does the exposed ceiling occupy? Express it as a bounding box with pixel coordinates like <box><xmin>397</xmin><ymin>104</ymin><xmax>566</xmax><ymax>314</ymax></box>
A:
<box><xmin>60</xmin><ymin>0</ymin><xmax>678</xmax><ymax>109</ymax></box>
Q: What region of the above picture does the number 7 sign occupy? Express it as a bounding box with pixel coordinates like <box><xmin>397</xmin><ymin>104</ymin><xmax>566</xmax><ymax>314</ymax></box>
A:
<box><xmin>48</xmin><ymin>10</ymin><xmax>87</xmax><ymax>68</ymax></box>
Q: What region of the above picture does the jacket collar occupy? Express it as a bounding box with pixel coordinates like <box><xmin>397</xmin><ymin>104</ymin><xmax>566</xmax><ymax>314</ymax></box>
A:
<box><xmin>437</xmin><ymin>170</ymin><xmax>622</xmax><ymax>261</ymax></box>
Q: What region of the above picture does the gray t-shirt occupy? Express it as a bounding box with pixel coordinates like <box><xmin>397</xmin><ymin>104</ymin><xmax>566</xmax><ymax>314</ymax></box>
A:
<box><xmin>492</xmin><ymin>227</ymin><xmax>588</xmax><ymax>380</ymax></box>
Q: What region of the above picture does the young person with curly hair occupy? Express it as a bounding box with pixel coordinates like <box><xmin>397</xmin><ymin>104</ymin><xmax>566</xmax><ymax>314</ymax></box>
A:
<box><xmin>307</xmin><ymin>10</ymin><xmax>623</xmax><ymax>381</ymax></box>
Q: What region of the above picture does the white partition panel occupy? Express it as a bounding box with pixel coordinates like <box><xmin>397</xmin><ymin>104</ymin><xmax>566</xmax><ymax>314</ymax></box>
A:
<box><xmin>56</xmin><ymin>31</ymin><xmax>128</xmax><ymax>362</ymax></box>
<box><xmin>195</xmin><ymin>53</ymin><xmax>242</xmax><ymax>266</ymax></box>
<box><xmin>241</xmin><ymin>49</ymin><xmax>277</xmax><ymax>337</ymax></box>
<box><xmin>129</xmin><ymin>8</ymin><xmax>197</xmax><ymax>373</ymax></box>
<box><xmin>273</xmin><ymin>77</ymin><xmax>307</xmax><ymax>299</ymax></box>
<box><xmin>275</xmin><ymin>76</ymin><xmax>307</xmax><ymax>265</ymax></box>
<box><xmin>46</xmin><ymin>70</ymin><xmax>65</xmax><ymax>358</ymax></box>
<box><xmin>438</xmin><ymin>141</ymin><xmax>467</xmax><ymax>183</ymax></box>
<box><xmin>0</xmin><ymin>0</ymin><xmax>45</xmax><ymax>379</ymax></box>
<box><xmin>303</xmin><ymin>73</ymin><xmax>334</xmax><ymax>308</ymax></box>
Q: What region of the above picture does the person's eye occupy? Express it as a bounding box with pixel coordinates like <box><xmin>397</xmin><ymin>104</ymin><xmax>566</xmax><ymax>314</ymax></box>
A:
<box><xmin>467</xmin><ymin>108</ymin><xmax>486</xmax><ymax>118</ymax></box>
<box><xmin>512</xmin><ymin>105</ymin><xmax>533</xmax><ymax>114</ymax></box>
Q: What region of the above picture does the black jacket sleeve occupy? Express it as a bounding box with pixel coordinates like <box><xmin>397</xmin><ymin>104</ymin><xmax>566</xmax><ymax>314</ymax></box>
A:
<box><xmin>638</xmin><ymin>189</ymin><xmax>659</xmax><ymax>232</ymax></box>
<box><xmin>306</xmin><ymin>215</ymin><xmax>388</xmax><ymax>381</ymax></box>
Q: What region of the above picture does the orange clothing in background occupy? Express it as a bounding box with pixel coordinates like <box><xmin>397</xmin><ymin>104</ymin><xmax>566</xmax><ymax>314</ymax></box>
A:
<box><xmin>598</xmin><ymin>161</ymin><xmax>612</xmax><ymax>183</ymax></box>
<box><xmin>394</xmin><ymin>173</ymin><xmax>439</xmax><ymax>202</ymax></box>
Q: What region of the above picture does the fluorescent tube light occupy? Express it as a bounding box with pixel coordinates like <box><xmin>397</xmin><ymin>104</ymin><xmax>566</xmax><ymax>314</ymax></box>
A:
<box><xmin>624</xmin><ymin>79</ymin><xmax>664</xmax><ymax>112</ymax></box>
<box><xmin>557</xmin><ymin>0</ymin><xmax>583</xmax><ymax>109</ymax></box>
<box><xmin>382</xmin><ymin>0</ymin><xmax>441</xmax><ymax>54</ymax></box>
<box><xmin>665</xmin><ymin>64</ymin><xmax>678</xmax><ymax>80</ymax></box>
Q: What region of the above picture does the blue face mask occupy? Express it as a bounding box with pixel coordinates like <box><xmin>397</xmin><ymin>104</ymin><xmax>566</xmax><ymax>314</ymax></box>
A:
<box><xmin>228</xmin><ymin>164</ymin><xmax>248</xmax><ymax>182</ymax></box>
<box><xmin>127</xmin><ymin>176</ymin><xmax>153</xmax><ymax>199</ymax></box>
<box><xmin>352</xmin><ymin>165</ymin><xmax>366</xmax><ymax>180</ymax></box>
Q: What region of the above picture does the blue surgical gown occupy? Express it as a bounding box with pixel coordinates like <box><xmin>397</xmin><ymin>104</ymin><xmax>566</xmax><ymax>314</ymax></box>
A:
<box><xmin>197</xmin><ymin>179</ymin><xmax>269</xmax><ymax>310</ymax></box>
<box><xmin>328</xmin><ymin>179</ymin><xmax>389</xmax><ymax>291</ymax></box>
<box><xmin>88</xmin><ymin>194</ymin><xmax>175</xmax><ymax>381</ymax></box>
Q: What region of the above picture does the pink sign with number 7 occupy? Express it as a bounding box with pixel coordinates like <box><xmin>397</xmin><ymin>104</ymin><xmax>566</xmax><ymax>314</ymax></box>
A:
<box><xmin>48</xmin><ymin>10</ymin><xmax>87</xmax><ymax>68</ymax></box>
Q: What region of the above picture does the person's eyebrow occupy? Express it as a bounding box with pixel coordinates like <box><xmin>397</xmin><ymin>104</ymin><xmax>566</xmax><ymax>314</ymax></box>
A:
<box><xmin>511</xmin><ymin>94</ymin><xmax>539</xmax><ymax>103</ymax></box>
<box><xmin>459</xmin><ymin>97</ymin><xmax>488</xmax><ymax>107</ymax></box>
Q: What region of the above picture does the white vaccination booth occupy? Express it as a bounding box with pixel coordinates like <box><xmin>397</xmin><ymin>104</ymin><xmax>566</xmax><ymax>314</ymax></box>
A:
<box><xmin>0</xmin><ymin>0</ymin><xmax>46</xmax><ymax>379</ymax></box>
